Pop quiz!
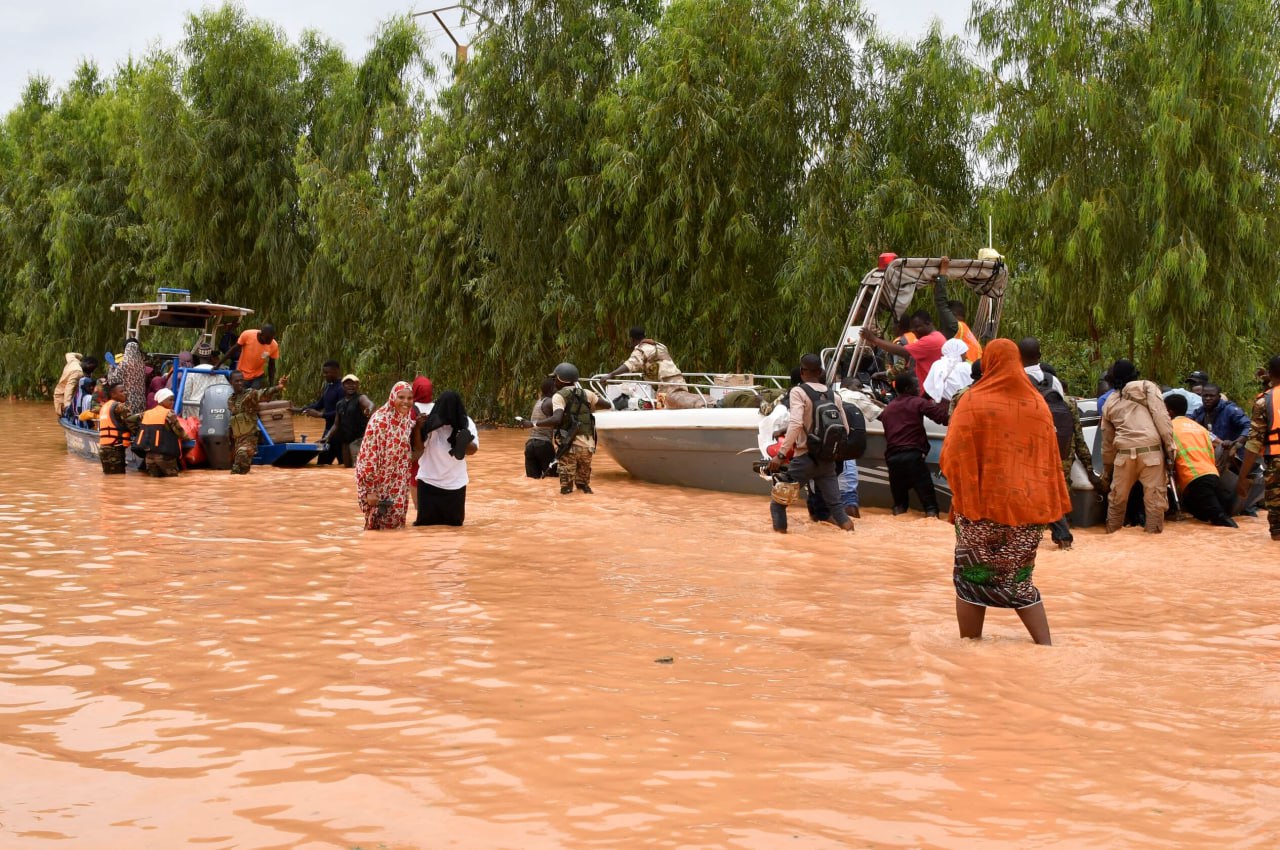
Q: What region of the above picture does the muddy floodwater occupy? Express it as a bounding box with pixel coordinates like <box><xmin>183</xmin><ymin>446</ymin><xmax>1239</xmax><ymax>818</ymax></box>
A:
<box><xmin>2</xmin><ymin>400</ymin><xmax>1278</xmax><ymax>849</ymax></box>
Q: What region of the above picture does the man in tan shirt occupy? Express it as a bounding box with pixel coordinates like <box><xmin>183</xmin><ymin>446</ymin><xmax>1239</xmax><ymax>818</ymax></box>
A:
<box><xmin>605</xmin><ymin>326</ymin><xmax>705</xmax><ymax>409</ymax></box>
<box><xmin>1101</xmin><ymin>359</ymin><xmax>1176</xmax><ymax>534</ymax></box>
<box><xmin>765</xmin><ymin>353</ymin><xmax>854</xmax><ymax>534</ymax></box>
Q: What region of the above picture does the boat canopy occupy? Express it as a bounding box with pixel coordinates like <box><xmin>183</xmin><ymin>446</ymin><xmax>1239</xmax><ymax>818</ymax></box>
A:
<box><xmin>110</xmin><ymin>288</ymin><xmax>253</xmax><ymax>342</ymax></box>
<box><xmin>823</xmin><ymin>256</ymin><xmax>1007</xmax><ymax>386</ymax></box>
<box><xmin>877</xmin><ymin>257</ymin><xmax>1007</xmax><ymax>320</ymax></box>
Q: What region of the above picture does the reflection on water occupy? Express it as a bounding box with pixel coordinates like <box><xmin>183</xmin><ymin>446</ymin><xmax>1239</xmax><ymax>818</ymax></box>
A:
<box><xmin>2</xmin><ymin>400</ymin><xmax>1278</xmax><ymax>849</ymax></box>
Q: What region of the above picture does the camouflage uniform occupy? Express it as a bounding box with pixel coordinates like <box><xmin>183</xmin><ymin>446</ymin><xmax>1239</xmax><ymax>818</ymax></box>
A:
<box><xmin>559</xmin><ymin>446</ymin><xmax>594</xmax><ymax>491</ymax></box>
<box><xmin>228</xmin><ymin>385</ymin><xmax>282</xmax><ymax>475</ymax></box>
<box><xmin>1064</xmin><ymin>398</ymin><xmax>1096</xmax><ymax>484</ymax></box>
<box><xmin>100</xmin><ymin>445</ymin><xmax>128</xmax><ymax>475</ymax></box>
<box><xmin>93</xmin><ymin>400</ymin><xmax>133</xmax><ymax>475</ymax></box>
<box><xmin>142</xmin><ymin>411</ymin><xmax>187</xmax><ymax>478</ymax></box>
<box><xmin>1243</xmin><ymin>390</ymin><xmax>1280</xmax><ymax>539</ymax></box>
<box><xmin>147</xmin><ymin>455</ymin><xmax>182</xmax><ymax>477</ymax></box>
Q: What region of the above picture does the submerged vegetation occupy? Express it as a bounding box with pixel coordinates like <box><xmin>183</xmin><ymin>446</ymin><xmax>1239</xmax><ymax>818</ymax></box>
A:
<box><xmin>2</xmin><ymin>0</ymin><xmax>1278</xmax><ymax>412</ymax></box>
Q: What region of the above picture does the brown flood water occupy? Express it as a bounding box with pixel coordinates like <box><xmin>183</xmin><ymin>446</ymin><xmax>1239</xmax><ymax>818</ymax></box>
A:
<box><xmin>2</xmin><ymin>399</ymin><xmax>1278</xmax><ymax>849</ymax></box>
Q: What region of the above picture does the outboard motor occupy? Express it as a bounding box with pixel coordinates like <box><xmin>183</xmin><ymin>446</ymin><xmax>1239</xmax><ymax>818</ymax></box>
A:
<box><xmin>199</xmin><ymin>383</ymin><xmax>235</xmax><ymax>470</ymax></box>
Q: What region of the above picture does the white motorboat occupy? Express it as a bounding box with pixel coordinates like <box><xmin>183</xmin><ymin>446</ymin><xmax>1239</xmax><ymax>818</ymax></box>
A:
<box><xmin>590</xmin><ymin>256</ymin><xmax>1107</xmax><ymax>525</ymax></box>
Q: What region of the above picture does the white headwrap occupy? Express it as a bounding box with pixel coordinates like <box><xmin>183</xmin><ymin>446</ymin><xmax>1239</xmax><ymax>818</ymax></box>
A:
<box><xmin>923</xmin><ymin>338</ymin><xmax>974</xmax><ymax>402</ymax></box>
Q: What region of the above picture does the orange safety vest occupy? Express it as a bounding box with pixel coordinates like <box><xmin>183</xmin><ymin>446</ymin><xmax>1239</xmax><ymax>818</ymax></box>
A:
<box><xmin>1264</xmin><ymin>389</ymin><xmax>1280</xmax><ymax>458</ymax></box>
<box><xmin>136</xmin><ymin>406</ymin><xmax>180</xmax><ymax>457</ymax></box>
<box><xmin>955</xmin><ymin>321</ymin><xmax>983</xmax><ymax>363</ymax></box>
<box><xmin>895</xmin><ymin>332</ymin><xmax>918</xmax><ymax>346</ymax></box>
<box><xmin>1170</xmin><ymin>416</ymin><xmax>1217</xmax><ymax>490</ymax></box>
<box><xmin>98</xmin><ymin>400</ymin><xmax>130</xmax><ymax>448</ymax></box>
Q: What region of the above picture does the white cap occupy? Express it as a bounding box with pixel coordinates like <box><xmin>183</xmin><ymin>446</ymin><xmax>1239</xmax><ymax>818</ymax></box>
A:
<box><xmin>155</xmin><ymin>388</ymin><xmax>175</xmax><ymax>405</ymax></box>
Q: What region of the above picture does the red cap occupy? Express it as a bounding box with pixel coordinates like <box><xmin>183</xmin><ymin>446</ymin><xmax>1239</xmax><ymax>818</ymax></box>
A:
<box><xmin>877</xmin><ymin>252</ymin><xmax>897</xmax><ymax>271</ymax></box>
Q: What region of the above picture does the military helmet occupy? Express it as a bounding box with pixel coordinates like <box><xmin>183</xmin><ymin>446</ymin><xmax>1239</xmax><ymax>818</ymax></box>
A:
<box><xmin>550</xmin><ymin>362</ymin><xmax>580</xmax><ymax>384</ymax></box>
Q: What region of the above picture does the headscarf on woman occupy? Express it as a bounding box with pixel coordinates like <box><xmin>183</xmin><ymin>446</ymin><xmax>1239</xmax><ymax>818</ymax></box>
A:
<box><xmin>418</xmin><ymin>390</ymin><xmax>474</xmax><ymax>459</ymax></box>
<box><xmin>146</xmin><ymin>370</ymin><xmax>168</xmax><ymax>410</ymax></box>
<box><xmin>923</xmin><ymin>338</ymin><xmax>974</xmax><ymax>403</ymax></box>
<box><xmin>354</xmin><ymin>381</ymin><xmax>415</xmax><ymax>530</ymax></box>
<box><xmin>410</xmin><ymin>376</ymin><xmax>434</xmax><ymax>420</ymax></box>
<box><xmin>940</xmin><ymin>338</ymin><xmax>1071</xmax><ymax>527</ymax></box>
<box><xmin>108</xmin><ymin>339</ymin><xmax>148</xmax><ymax>415</ymax></box>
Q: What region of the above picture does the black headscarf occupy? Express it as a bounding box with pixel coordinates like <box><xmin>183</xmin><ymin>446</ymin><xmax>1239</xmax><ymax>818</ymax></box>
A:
<box><xmin>419</xmin><ymin>390</ymin><xmax>473</xmax><ymax>459</ymax></box>
<box><xmin>1110</xmin><ymin>359</ymin><xmax>1139</xmax><ymax>390</ymax></box>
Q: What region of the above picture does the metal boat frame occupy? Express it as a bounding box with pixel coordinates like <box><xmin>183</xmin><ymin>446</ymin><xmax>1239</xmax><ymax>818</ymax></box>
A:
<box><xmin>60</xmin><ymin>289</ymin><xmax>320</xmax><ymax>468</ymax></box>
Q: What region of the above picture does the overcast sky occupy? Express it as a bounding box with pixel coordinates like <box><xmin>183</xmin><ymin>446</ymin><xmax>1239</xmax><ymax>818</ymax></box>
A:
<box><xmin>1</xmin><ymin>0</ymin><xmax>971</xmax><ymax>113</ymax></box>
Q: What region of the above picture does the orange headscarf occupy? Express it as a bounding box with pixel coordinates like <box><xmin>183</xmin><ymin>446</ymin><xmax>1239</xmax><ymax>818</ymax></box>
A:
<box><xmin>940</xmin><ymin>338</ymin><xmax>1071</xmax><ymax>526</ymax></box>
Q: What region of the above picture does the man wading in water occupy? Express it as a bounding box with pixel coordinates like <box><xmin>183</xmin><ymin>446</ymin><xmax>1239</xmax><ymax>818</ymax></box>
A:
<box><xmin>767</xmin><ymin>353</ymin><xmax>854</xmax><ymax>534</ymax></box>
<box><xmin>227</xmin><ymin>370</ymin><xmax>289</xmax><ymax>475</ymax></box>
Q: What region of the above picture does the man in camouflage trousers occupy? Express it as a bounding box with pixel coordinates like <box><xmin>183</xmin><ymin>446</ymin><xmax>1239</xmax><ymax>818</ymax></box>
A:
<box><xmin>1237</xmin><ymin>355</ymin><xmax>1280</xmax><ymax>541</ymax></box>
<box><xmin>547</xmin><ymin>362</ymin><xmax>611</xmax><ymax>495</ymax></box>
<box><xmin>227</xmin><ymin>370</ymin><xmax>289</xmax><ymax>475</ymax></box>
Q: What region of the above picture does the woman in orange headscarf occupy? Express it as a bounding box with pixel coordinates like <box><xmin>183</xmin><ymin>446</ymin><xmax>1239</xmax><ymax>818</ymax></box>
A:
<box><xmin>940</xmin><ymin>338</ymin><xmax>1072</xmax><ymax>645</ymax></box>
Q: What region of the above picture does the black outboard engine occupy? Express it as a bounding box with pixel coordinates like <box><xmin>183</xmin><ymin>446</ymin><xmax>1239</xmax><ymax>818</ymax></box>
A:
<box><xmin>199</xmin><ymin>383</ymin><xmax>235</xmax><ymax>469</ymax></box>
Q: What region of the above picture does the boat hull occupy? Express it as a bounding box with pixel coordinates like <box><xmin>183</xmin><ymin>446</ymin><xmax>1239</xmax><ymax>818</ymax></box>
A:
<box><xmin>595</xmin><ymin>408</ymin><xmax>953</xmax><ymax>511</ymax></box>
<box><xmin>596</xmin><ymin>405</ymin><xmax>1106</xmax><ymax>525</ymax></box>
<box><xmin>61</xmin><ymin>418</ymin><xmax>142</xmax><ymax>468</ymax></box>
<box><xmin>60</xmin><ymin>417</ymin><xmax>319</xmax><ymax>469</ymax></box>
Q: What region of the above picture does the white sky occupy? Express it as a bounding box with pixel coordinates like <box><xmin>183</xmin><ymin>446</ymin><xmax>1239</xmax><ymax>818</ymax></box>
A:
<box><xmin>1</xmin><ymin>0</ymin><xmax>971</xmax><ymax>113</ymax></box>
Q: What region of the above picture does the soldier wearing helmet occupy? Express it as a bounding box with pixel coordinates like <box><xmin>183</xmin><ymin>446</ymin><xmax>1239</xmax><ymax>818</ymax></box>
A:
<box><xmin>547</xmin><ymin>362</ymin><xmax>612</xmax><ymax>495</ymax></box>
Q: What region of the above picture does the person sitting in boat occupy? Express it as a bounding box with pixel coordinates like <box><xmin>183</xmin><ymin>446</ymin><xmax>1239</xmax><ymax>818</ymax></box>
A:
<box><xmin>135</xmin><ymin>389</ymin><xmax>188</xmax><ymax>478</ymax></box>
<box><xmin>53</xmin><ymin>354</ymin><xmax>97</xmax><ymax>418</ymax></box>
<box><xmin>602</xmin><ymin>327</ymin><xmax>705</xmax><ymax>410</ymax></box>
<box><xmin>227</xmin><ymin>369</ymin><xmax>290</xmax><ymax>475</ymax></box>
<box><xmin>216</xmin><ymin>325</ymin><xmax>279</xmax><ymax>389</ymax></box>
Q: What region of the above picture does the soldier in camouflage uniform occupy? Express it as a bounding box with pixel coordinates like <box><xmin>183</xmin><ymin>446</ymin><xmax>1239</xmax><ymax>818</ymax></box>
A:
<box><xmin>1237</xmin><ymin>355</ymin><xmax>1280</xmax><ymax>541</ymax></box>
<box><xmin>227</xmin><ymin>370</ymin><xmax>289</xmax><ymax>475</ymax></box>
<box><xmin>94</xmin><ymin>383</ymin><xmax>134</xmax><ymax>475</ymax></box>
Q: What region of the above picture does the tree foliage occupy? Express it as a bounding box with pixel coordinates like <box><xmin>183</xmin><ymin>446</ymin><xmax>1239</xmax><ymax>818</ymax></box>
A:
<box><xmin>2</xmin><ymin>0</ymin><xmax>1278</xmax><ymax>408</ymax></box>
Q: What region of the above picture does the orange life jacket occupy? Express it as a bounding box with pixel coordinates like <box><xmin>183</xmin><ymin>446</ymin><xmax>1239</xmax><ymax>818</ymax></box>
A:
<box><xmin>895</xmin><ymin>332</ymin><xmax>918</xmax><ymax>346</ymax></box>
<box><xmin>98</xmin><ymin>400</ymin><xmax>130</xmax><ymax>448</ymax></box>
<box><xmin>955</xmin><ymin>321</ymin><xmax>983</xmax><ymax>363</ymax></box>
<box><xmin>136</xmin><ymin>406</ymin><xmax>180</xmax><ymax>458</ymax></box>
<box><xmin>1170</xmin><ymin>416</ymin><xmax>1217</xmax><ymax>490</ymax></box>
<box><xmin>1264</xmin><ymin>388</ymin><xmax>1280</xmax><ymax>458</ymax></box>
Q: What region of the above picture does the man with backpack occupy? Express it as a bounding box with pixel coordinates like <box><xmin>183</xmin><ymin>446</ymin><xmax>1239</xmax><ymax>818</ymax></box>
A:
<box><xmin>548</xmin><ymin>362</ymin><xmax>612</xmax><ymax>495</ymax></box>
<box><xmin>767</xmin><ymin>353</ymin><xmax>863</xmax><ymax>534</ymax></box>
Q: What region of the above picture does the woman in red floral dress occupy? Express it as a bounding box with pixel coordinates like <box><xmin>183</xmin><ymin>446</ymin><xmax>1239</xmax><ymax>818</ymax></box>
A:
<box><xmin>354</xmin><ymin>381</ymin><xmax>415</xmax><ymax>530</ymax></box>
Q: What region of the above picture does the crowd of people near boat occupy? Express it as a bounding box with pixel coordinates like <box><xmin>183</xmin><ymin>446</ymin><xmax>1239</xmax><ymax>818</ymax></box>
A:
<box><xmin>50</xmin><ymin>270</ymin><xmax>1280</xmax><ymax>644</ymax></box>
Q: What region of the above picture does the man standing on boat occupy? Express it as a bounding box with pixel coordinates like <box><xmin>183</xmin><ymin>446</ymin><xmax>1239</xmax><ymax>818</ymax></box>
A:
<box><xmin>767</xmin><ymin>354</ymin><xmax>854</xmax><ymax>534</ymax></box>
<box><xmin>602</xmin><ymin>327</ymin><xmax>705</xmax><ymax>409</ymax></box>
<box><xmin>216</xmin><ymin>325</ymin><xmax>279</xmax><ymax>389</ymax></box>
<box><xmin>227</xmin><ymin>370</ymin><xmax>290</xmax><ymax>475</ymax></box>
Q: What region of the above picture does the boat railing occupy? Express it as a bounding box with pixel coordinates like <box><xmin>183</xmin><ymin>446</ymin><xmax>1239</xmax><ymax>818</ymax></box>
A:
<box><xmin>585</xmin><ymin>372</ymin><xmax>790</xmax><ymax>408</ymax></box>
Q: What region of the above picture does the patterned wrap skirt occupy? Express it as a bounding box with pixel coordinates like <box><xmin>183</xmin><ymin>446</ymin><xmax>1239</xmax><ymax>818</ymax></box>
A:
<box><xmin>952</xmin><ymin>516</ymin><xmax>1045</xmax><ymax>609</ymax></box>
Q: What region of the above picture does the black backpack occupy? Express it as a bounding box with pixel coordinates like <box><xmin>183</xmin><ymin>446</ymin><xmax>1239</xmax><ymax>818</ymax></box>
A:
<box><xmin>800</xmin><ymin>385</ymin><xmax>868</xmax><ymax>462</ymax></box>
<box><xmin>1032</xmin><ymin>374</ymin><xmax>1074</xmax><ymax>461</ymax></box>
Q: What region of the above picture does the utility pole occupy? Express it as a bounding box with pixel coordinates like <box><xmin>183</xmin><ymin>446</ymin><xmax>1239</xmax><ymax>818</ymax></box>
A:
<box><xmin>410</xmin><ymin>4</ymin><xmax>489</xmax><ymax>67</ymax></box>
